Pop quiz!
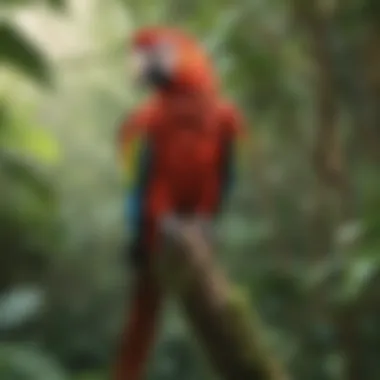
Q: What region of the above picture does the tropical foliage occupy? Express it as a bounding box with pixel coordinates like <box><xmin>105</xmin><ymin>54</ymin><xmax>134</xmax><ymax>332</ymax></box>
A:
<box><xmin>1</xmin><ymin>0</ymin><xmax>380</xmax><ymax>379</ymax></box>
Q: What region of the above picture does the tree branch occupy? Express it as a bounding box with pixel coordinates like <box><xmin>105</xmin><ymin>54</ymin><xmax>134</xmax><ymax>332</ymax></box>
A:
<box><xmin>154</xmin><ymin>217</ymin><xmax>289</xmax><ymax>380</ymax></box>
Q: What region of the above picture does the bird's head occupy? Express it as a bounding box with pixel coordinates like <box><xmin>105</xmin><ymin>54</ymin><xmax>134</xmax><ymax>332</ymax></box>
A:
<box><xmin>130</xmin><ymin>27</ymin><xmax>217</xmax><ymax>93</ymax></box>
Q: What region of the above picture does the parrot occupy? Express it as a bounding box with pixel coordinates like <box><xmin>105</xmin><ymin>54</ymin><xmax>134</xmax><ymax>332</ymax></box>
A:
<box><xmin>113</xmin><ymin>26</ymin><xmax>246</xmax><ymax>380</ymax></box>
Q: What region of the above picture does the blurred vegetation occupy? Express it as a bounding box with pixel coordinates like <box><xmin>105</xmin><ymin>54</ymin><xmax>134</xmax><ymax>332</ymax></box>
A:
<box><xmin>1</xmin><ymin>0</ymin><xmax>380</xmax><ymax>379</ymax></box>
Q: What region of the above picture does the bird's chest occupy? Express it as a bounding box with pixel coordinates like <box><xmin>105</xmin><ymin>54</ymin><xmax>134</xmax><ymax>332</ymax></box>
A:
<box><xmin>152</xmin><ymin>107</ymin><xmax>221</xmax><ymax>174</ymax></box>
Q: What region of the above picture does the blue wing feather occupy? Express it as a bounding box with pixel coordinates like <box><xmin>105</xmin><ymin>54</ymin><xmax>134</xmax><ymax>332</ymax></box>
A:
<box><xmin>124</xmin><ymin>139</ymin><xmax>153</xmax><ymax>235</ymax></box>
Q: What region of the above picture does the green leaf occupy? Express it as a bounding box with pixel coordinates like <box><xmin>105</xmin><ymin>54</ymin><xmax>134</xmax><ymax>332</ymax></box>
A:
<box><xmin>6</xmin><ymin>127</ymin><xmax>61</xmax><ymax>164</ymax></box>
<box><xmin>0</xmin><ymin>149</ymin><xmax>53</xmax><ymax>201</ymax></box>
<box><xmin>0</xmin><ymin>344</ymin><xmax>67</xmax><ymax>380</ymax></box>
<box><xmin>24</xmin><ymin>129</ymin><xmax>61</xmax><ymax>163</ymax></box>
<box><xmin>0</xmin><ymin>120</ymin><xmax>61</xmax><ymax>164</ymax></box>
<box><xmin>339</xmin><ymin>255</ymin><xmax>380</xmax><ymax>303</ymax></box>
<box><xmin>0</xmin><ymin>22</ymin><xmax>52</xmax><ymax>86</ymax></box>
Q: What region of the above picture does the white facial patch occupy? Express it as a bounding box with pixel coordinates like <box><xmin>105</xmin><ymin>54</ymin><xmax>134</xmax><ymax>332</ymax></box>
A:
<box><xmin>130</xmin><ymin>49</ymin><xmax>150</xmax><ymax>79</ymax></box>
<box><xmin>153</xmin><ymin>40</ymin><xmax>177</xmax><ymax>75</ymax></box>
<box><xmin>130</xmin><ymin>40</ymin><xmax>178</xmax><ymax>80</ymax></box>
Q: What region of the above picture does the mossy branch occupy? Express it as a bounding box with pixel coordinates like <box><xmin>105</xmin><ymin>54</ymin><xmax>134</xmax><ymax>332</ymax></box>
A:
<box><xmin>155</xmin><ymin>217</ymin><xmax>289</xmax><ymax>380</ymax></box>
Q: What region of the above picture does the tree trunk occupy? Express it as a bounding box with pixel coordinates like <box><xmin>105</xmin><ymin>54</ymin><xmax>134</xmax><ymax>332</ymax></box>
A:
<box><xmin>291</xmin><ymin>3</ymin><xmax>360</xmax><ymax>380</ymax></box>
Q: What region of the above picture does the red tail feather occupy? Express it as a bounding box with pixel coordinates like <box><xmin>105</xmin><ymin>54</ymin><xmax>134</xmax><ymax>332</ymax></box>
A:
<box><xmin>113</xmin><ymin>274</ymin><xmax>162</xmax><ymax>380</ymax></box>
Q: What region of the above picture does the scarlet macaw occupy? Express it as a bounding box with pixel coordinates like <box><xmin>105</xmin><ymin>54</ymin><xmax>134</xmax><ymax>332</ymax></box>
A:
<box><xmin>114</xmin><ymin>27</ymin><xmax>246</xmax><ymax>380</ymax></box>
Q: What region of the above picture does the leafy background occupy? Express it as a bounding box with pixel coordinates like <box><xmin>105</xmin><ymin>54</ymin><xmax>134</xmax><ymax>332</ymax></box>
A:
<box><xmin>1</xmin><ymin>0</ymin><xmax>380</xmax><ymax>379</ymax></box>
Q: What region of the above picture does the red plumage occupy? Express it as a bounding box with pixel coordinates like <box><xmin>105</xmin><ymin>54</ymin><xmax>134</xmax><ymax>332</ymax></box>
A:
<box><xmin>113</xmin><ymin>27</ymin><xmax>245</xmax><ymax>380</ymax></box>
